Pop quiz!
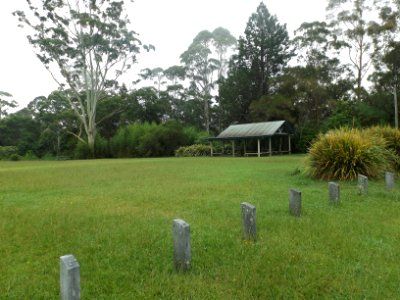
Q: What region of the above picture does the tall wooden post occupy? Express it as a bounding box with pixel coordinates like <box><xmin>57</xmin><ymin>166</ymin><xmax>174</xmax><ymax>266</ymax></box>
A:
<box><xmin>269</xmin><ymin>137</ymin><xmax>272</xmax><ymax>156</ymax></box>
<box><xmin>288</xmin><ymin>135</ymin><xmax>291</xmax><ymax>154</ymax></box>
<box><xmin>210</xmin><ymin>142</ymin><xmax>213</xmax><ymax>157</ymax></box>
<box><xmin>232</xmin><ymin>140</ymin><xmax>235</xmax><ymax>157</ymax></box>
<box><xmin>257</xmin><ymin>139</ymin><xmax>261</xmax><ymax>157</ymax></box>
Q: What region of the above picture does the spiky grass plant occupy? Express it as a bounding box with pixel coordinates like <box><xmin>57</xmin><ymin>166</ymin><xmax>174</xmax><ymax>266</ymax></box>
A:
<box><xmin>364</xmin><ymin>126</ymin><xmax>400</xmax><ymax>169</ymax></box>
<box><xmin>307</xmin><ymin>128</ymin><xmax>392</xmax><ymax>180</ymax></box>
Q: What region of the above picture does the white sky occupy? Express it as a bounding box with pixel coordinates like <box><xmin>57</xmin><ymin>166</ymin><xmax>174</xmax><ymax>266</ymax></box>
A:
<box><xmin>0</xmin><ymin>0</ymin><xmax>327</xmax><ymax>110</ymax></box>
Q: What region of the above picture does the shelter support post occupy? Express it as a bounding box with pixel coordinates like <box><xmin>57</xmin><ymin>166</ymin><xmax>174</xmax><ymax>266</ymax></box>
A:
<box><xmin>257</xmin><ymin>139</ymin><xmax>261</xmax><ymax>158</ymax></box>
<box><xmin>244</xmin><ymin>140</ymin><xmax>247</xmax><ymax>156</ymax></box>
<box><xmin>232</xmin><ymin>141</ymin><xmax>235</xmax><ymax>157</ymax></box>
<box><xmin>289</xmin><ymin>135</ymin><xmax>291</xmax><ymax>154</ymax></box>
<box><xmin>269</xmin><ymin>137</ymin><xmax>272</xmax><ymax>156</ymax></box>
<box><xmin>210</xmin><ymin>141</ymin><xmax>213</xmax><ymax>157</ymax></box>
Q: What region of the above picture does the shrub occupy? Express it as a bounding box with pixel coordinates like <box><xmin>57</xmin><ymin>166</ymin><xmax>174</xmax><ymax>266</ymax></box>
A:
<box><xmin>364</xmin><ymin>126</ymin><xmax>400</xmax><ymax>170</ymax></box>
<box><xmin>9</xmin><ymin>154</ymin><xmax>21</xmax><ymax>161</ymax></box>
<box><xmin>175</xmin><ymin>144</ymin><xmax>211</xmax><ymax>157</ymax></box>
<box><xmin>110</xmin><ymin>121</ymin><xmax>207</xmax><ymax>158</ymax></box>
<box><xmin>0</xmin><ymin>146</ymin><xmax>19</xmax><ymax>160</ymax></box>
<box><xmin>306</xmin><ymin>128</ymin><xmax>393</xmax><ymax>180</ymax></box>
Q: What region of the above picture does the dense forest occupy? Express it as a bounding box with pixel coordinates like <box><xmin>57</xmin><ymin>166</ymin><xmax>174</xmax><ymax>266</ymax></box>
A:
<box><xmin>1</xmin><ymin>0</ymin><xmax>400</xmax><ymax>159</ymax></box>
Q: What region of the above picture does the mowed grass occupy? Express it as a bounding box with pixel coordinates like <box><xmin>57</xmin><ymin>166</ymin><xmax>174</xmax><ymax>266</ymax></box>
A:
<box><xmin>0</xmin><ymin>156</ymin><xmax>399</xmax><ymax>299</ymax></box>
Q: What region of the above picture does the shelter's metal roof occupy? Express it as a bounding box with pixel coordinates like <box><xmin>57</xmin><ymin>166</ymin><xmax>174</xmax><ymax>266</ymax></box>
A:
<box><xmin>210</xmin><ymin>120</ymin><xmax>291</xmax><ymax>140</ymax></box>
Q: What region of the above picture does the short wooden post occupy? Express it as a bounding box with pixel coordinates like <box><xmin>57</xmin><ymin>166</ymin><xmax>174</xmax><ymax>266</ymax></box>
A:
<box><xmin>60</xmin><ymin>255</ymin><xmax>80</xmax><ymax>300</ymax></box>
<box><xmin>328</xmin><ymin>182</ymin><xmax>340</xmax><ymax>204</ymax></box>
<box><xmin>385</xmin><ymin>172</ymin><xmax>395</xmax><ymax>190</ymax></box>
<box><xmin>288</xmin><ymin>135</ymin><xmax>291</xmax><ymax>154</ymax></box>
<box><xmin>289</xmin><ymin>189</ymin><xmax>301</xmax><ymax>217</ymax></box>
<box><xmin>232</xmin><ymin>140</ymin><xmax>235</xmax><ymax>157</ymax></box>
<box><xmin>358</xmin><ymin>174</ymin><xmax>368</xmax><ymax>195</ymax></box>
<box><xmin>257</xmin><ymin>139</ymin><xmax>261</xmax><ymax>157</ymax></box>
<box><xmin>210</xmin><ymin>142</ymin><xmax>213</xmax><ymax>157</ymax></box>
<box><xmin>173</xmin><ymin>219</ymin><xmax>191</xmax><ymax>271</ymax></box>
<box><xmin>241</xmin><ymin>202</ymin><xmax>256</xmax><ymax>240</ymax></box>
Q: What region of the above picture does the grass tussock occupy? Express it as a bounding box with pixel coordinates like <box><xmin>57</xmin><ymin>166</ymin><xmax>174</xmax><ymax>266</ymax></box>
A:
<box><xmin>307</xmin><ymin>127</ymin><xmax>394</xmax><ymax>180</ymax></box>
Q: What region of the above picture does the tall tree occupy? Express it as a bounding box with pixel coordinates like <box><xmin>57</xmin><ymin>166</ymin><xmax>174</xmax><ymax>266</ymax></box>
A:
<box><xmin>14</xmin><ymin>0</ymin><xmax>148</xmax><ymax>154</ymax></box>
<box><xmin>327</xmin><ymin>0</ymin><xmax>376</xmax><ymax>101</ymax></box>
<box><xmin>239</xmin><ymin>2</ymin><xmax>292</xmax><ymax>99</ymax></box>
<box><xmin>0</xmin><ymin>91</ymin><xmax>17</xmax><ymax>120</ymax></box>
<box><xmin>218</xmin><ymin>2</ymin><xmax>292</xmax><ymax>126</ymax></box>
<box><xmin>180</xmin><ymin>30</ymin><xmax>219</xmax><ymax>132</ymax></box>
<box><xmin>139</xmin><ymin>67</ymin><xmax>167</xmax><ymax>98</ymax></box>
<box><xmin>211</xmin><ymin>27</ymin><xmax>237</xmax><ymax>79</ymax></box>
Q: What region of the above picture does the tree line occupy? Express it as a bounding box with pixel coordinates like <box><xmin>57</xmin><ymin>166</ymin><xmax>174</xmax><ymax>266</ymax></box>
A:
<box><xmin>1</xmin><ymin>0</ymin><xmax>400</xmax><ymax>158</ymax></box>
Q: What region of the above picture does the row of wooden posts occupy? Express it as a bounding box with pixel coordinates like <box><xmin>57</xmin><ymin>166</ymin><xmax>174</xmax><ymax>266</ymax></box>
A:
<box><xmin>59</xmin><ymin>172</ymin><xmax>395</xmax><ymax>299</ymax></box>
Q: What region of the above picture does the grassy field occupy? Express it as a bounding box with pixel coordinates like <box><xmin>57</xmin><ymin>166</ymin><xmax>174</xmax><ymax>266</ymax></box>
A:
<box><xmin>0</xmin><ymin>155</ymin><xmax>399</xmax><ymax>299</ymax></box>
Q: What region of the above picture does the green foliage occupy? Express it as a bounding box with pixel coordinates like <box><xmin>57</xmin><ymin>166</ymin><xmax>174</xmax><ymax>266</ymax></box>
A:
<box><xmin>175</xmin><ymin>144</ymin><xmax>211</xmax><ymax>157</ymax></box>
<box><xmin>9</xmin><ymin>154</ymin><xmax>21</xmax><ymax>161</ymax></box>
<box><xmin>365</xmin><ymin>126</ymin><xmax>400</xmax><ymax>169</ymax></box>
<box><xmin>14</xmin><ymin>0</ymin><xmax>146</xmax><ymax>153</ymax></box>
<box><xmin>74</xmin><ymin>136</ymin><xmax>110</xmax><ymax>159</ymax></box>
<box><xmin>292</xmin><ymin>126</ymin><xmax>319</xmax><ymax>153</ymax></box>
<box><xmin>307</xmin><ymin>128</ymin><xmax>393</xmax><ymax>180</ymax></box>
<box><xmin>0</xmin><ymin>146</ymin><xmax>18</xmax><ymax>160</ymax></box>
<box><xmin>110</xmin><ymin>121</ymin><xmax>205</xmax><ymax>158</ymax></box>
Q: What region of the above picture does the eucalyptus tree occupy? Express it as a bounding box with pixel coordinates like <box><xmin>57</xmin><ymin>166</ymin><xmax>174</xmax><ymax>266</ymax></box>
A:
<box><xmin>14</xmin><ymin>0</ymin><xmax>147</xmax><ymax>154</ymax></box>
<box><xmin>0</xmin><ymin>91</ymin><xmax>17</xmax><ymax>120</ymax></box>
<box><xmin>139</xmin><ymin>67</ymin><xmax>167</xmax><ymax>98</ymax></box>
<box><xmin>180</xmin><ymin>30</ymin><xmax>219</xmax><ymax>132</ymax></box>
<box><xmin>327</xmin><ymin>0</ymin><xmax>377</xmax><ymax>101</ymax></box>
<box><xmin>211</xmin><ymin>27</ymin><xmax>236</xmax><ymax>79</ymax></box>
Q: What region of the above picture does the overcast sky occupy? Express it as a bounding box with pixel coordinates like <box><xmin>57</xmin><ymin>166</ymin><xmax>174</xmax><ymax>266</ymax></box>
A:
<box><xmin>0</xmin><ymin>0</ymin><xmax>327</xmax><ymax>110</ymax></box>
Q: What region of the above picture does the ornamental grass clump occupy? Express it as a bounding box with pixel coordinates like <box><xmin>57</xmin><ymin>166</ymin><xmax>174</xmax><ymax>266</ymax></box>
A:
<box><xmin>307</xmin><ymin>128</ymin><xmax>392</xmax><ymax>180</ymax></box>
<box><xmin>364</xmin><ymin>126</ymin><xmax>400</xmax><ymax>170</ymax></box>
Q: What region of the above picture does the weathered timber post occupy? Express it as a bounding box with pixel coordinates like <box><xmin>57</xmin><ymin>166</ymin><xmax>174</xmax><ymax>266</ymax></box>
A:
<box><xmin>385</xmin><ymin>172</ymin><xmax>395</xmax><ymax>190</ymax></box>
<box><xmin>289</xmin><ymin>189</ymin><xmax>301</xmax><ymax>217</ymax></box>
<box><xmin>358</xmin><ymin>174</ymin><xmax>368</xmax><ymax>195</ymax></box>
<box><xmin>241</xmin><ymin>202</ymin><xmax>256</xmax><ymax>240</ymax></box>
<box><xmin>232</xmin><ymin>140</ymin><xmax>235</xmax><ymax>157</ymax></box>
<box><xmin>60</xmin><ymin>255</ymin><xmax>80</xmax><ymax>300</ymax></box>
<box><xmin>328</xmin><ymin>182</ymin><xmax>340</xmax><ymax>204</ymax></box>
<box><xmin>173</xmin><ymin>219</ymin><xmax>191</xmax><ymax>271</ymax></box>
<box><xmin>257</xmin><ymin>139</ymin><xmax>261</xmax><ymax>157</ymax></box>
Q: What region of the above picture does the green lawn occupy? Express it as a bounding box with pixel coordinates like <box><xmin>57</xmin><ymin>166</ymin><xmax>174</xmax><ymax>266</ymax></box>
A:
<box><xmin>0</xmin><ymin>156</ymin><xmax>399</xmax><ymax>299</ymax></box>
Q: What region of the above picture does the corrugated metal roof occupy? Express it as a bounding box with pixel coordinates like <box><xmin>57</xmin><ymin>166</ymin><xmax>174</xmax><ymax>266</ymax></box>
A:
<box><xmin>211</xmin><ymin>120</ymin><xmax>289</xmax><ymax>140</ymax></box>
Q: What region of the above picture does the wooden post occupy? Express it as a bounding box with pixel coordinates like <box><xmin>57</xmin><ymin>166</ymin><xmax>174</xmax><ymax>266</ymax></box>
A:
<box><xmin>257</xmin><ymin>139</ymin><xmax>261</xmax><ymax>157</ymax></box>
<box><xmin>173</xmin><ymin>219</ymin><xmax>191</xmax><ymax>271</ymax></box>
<box><xmin>241</xmin><ymin>202</ymin><xmax>256</xmax><ymax>240</ymax></box>
<box><xmin>244</xmin><ymin>140</ymin><xmax>247</xmax><ymax>156</ymax></box>
<box><xmin>60</xmin><ymin>255</ymin><xmax>80</xmax><ymax>300</ymax></box>
<box><xmin>210</xmin><ymin>141</ymin><xmax>213</xmax><ymax>157</ymax></box>
<box><xmin>232</xmin><ymin>140</ymin><xmax>235</xmax><ymax>157</ymax></box>
<box><xmin>269</xmin><ymin>136</ymin><xmax>272</xmax><ymax>156</ymax></box>
<box><xmin>288</xmin><ymin>135</ymin><xmax>291</xmax><ymax>154</ymax></box>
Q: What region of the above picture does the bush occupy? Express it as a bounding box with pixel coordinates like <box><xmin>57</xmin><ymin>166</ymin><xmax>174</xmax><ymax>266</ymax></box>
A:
<box><xmin>110</xmin><ymin>121</ymin><xmax>207</xmax><ymax>158</ymax></box>
<box><xmin>0</xmin><ymin>146</ymin><xmax>19</xmax><ymax>160</ymax></box>
<box><xmin>306</xmin><ymin>128</ymin><xmax>393</xmax><ymax>180</ymax></box>
<box><xmin>74</xmin><ymin>135</ymin><xmax>110</xmax><ymax>159</ymax></box>
<box><xmin>364</xmin><ymin>126</ymin><xmax>400</xmax><ymax>170</ymax></box>
<box><xmin>9</xmin><ymin>154</ymin><xmax>21</xmax><ymax>161</ymax></box>
<box><xmin>175</xmin><ymin>144</ymin><xmax>211</xmax><ymax>157</ymax></box>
